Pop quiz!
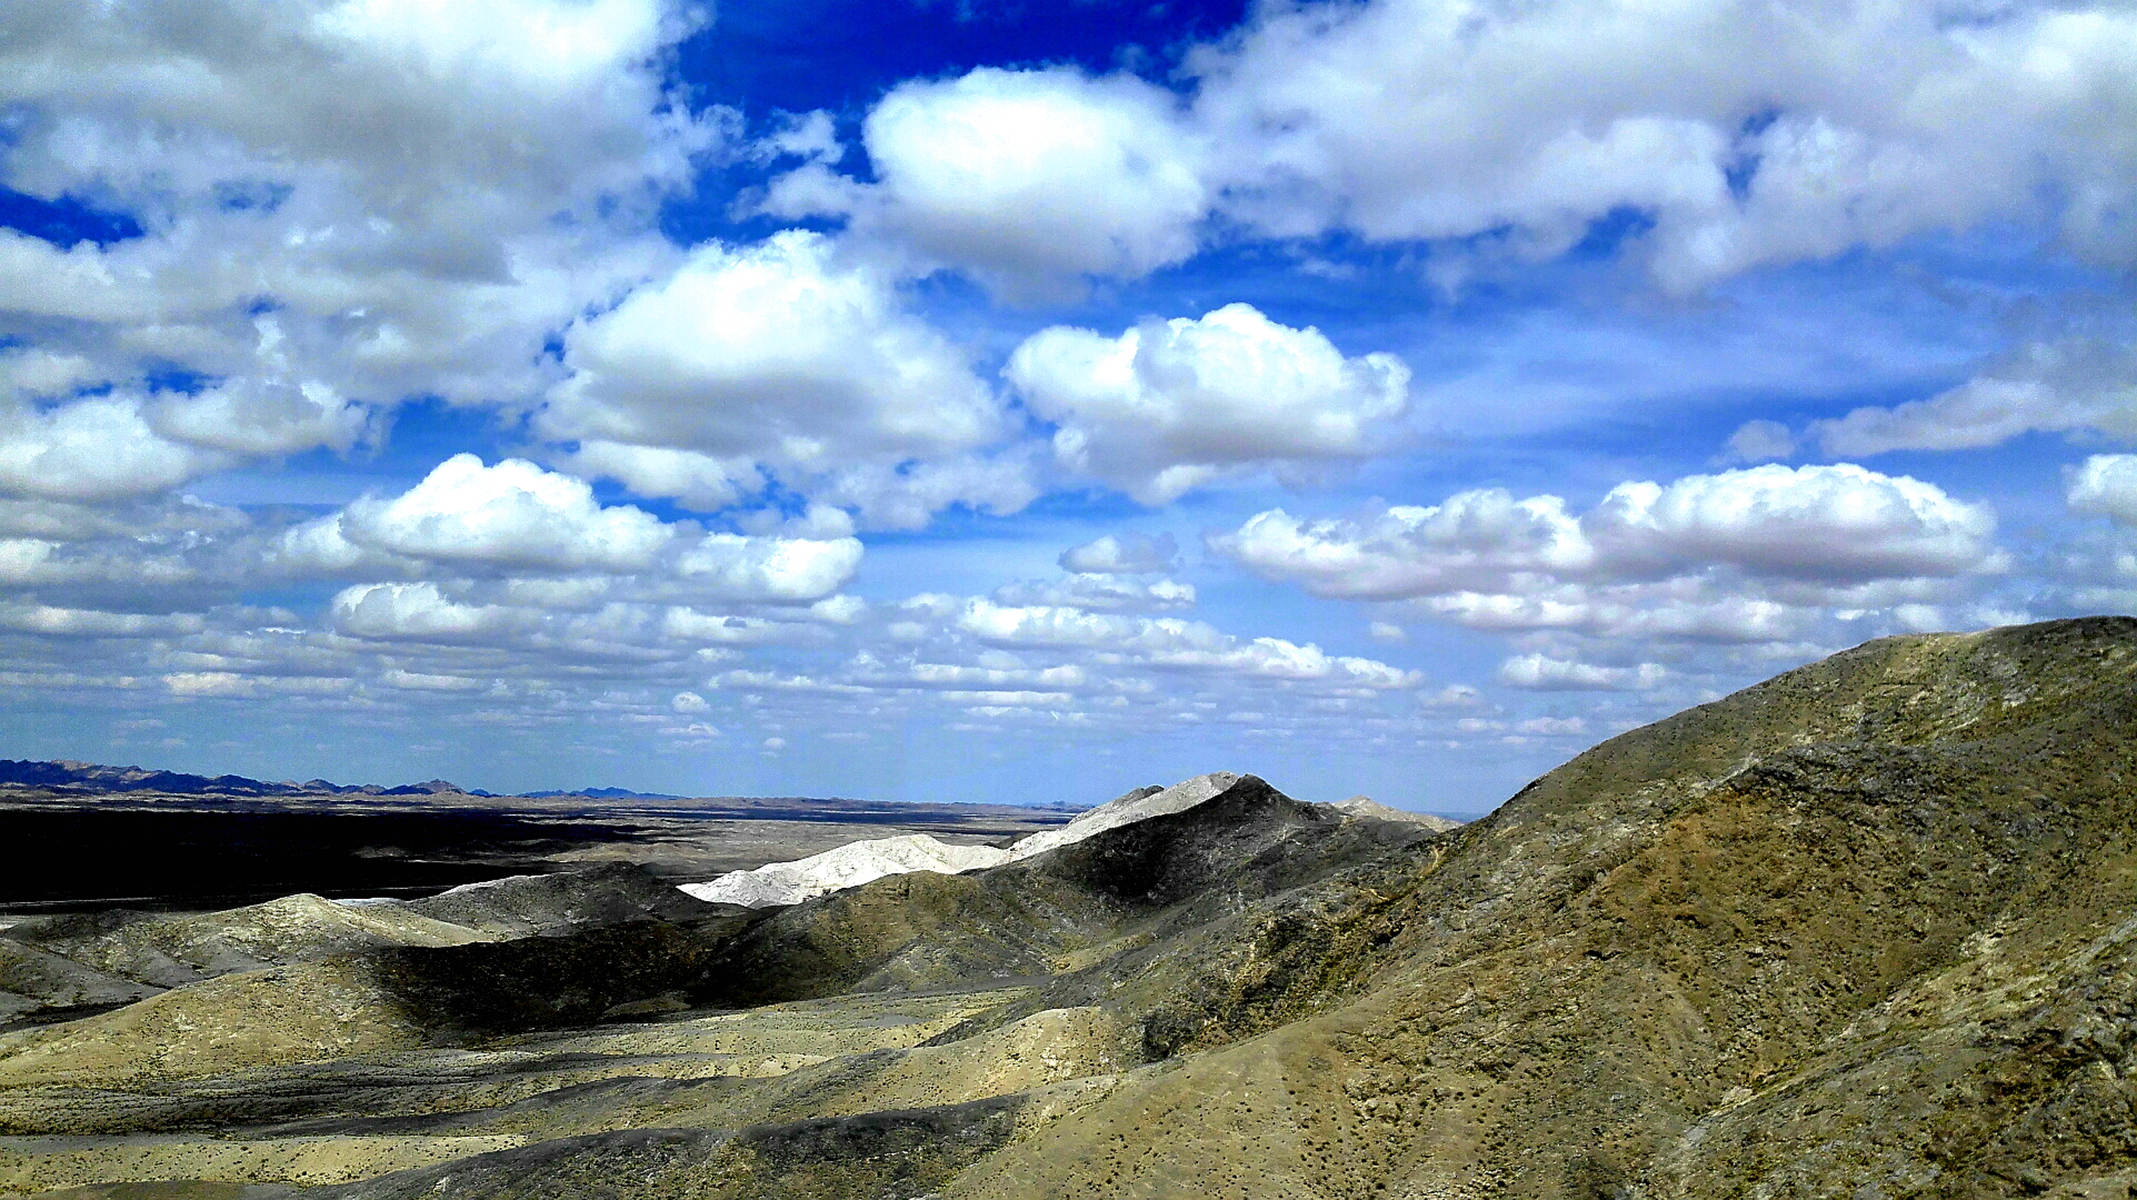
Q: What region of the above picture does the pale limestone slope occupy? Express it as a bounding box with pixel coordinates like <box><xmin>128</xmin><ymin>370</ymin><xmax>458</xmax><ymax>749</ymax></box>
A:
<box><xmin>1006</xmin><ymin>771</ymin><xmax>1241</xmax><ymax>858</ymax></box>
<box><xmin>681</xmin><ymin>772</ymin><xmax>1246</xmax><ymax>909</ymax></box>
<box><xmin>680</xmin><ymin>834</ymin><xmax>1016</xmax><ymax>907</ymax></box>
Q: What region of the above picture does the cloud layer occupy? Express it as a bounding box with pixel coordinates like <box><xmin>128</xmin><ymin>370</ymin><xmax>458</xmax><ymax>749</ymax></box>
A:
<box><xmin>0</xmin><ymin>0</ymin><xmax>2127</xmax><ymax>804</ymax></box>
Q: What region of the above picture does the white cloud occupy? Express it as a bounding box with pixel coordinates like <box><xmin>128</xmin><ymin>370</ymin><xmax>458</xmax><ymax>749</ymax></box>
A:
<box><xmin>1059</xmin><ymin>532</ymin><xmax>1178</xmax><ymax>575</ymax></box>
<box><xmin>340</xmin><ymin>455</ymin><xmax>672</xmax><ymax>571</ymax></box>
<box><xmin>755</xmin><ymin>109</ymin><xmax>843</xmax><ymax>166</ymax></box>
<box><xmin>1426</xmin><ymin>583</ymin><xmax>1807</xmax><ymax>645</ymax></box>
<box><xmin>1007</xmin><ymin>303</ymin><xmax>1411</xmax><ymax>503</ymax></box>
<box><xmin>671</xmin><ymin>690</ymin><xmax>710</xmax><ymax>713</ymax></box>
<box><xmin>1217</xmin><ymin>464</ymin><xmax>1998</xmax><ymax>601</ymax></box>
<box><xmin>0</xmin><ymin>538</ymin><xmax>56</xmax><ymax>584</ymax></box>
<box><xmin>0</xmin><ymin>602</ymin><xmax>206</xmax><ymax>638</ymax></box>
<box><xmin>1809</xmin><ymin>338</ymin><xmax>2137</xmax><ymax>457</ymax></box>
<box><xmin>162</xmin><ymin>671</ymin><xmax>259</xmax><ymax>698</ymax></box>
<box><xmin>0</xmin><ymin>348</ymin><xmax>98</xmax><ymax>401</ymax></box>
<box><xmin>380</xmin><ymin>668</ymin><xmax>487</xmax><ymax>693</ymax></box>
<box><xmin>1516</xmin><ymin>716</ymin><xmax>1589</xmax><ymax>736</ymax></box>
<box><xmin>956</xmin><ymin>599</ymin><xmax>1141</xmax><ymax>650</ymax></box>
<box><xmin>1498</xmin><ymin>653</ymin><xmax>1666</xmax><ymax>692</ymax></box>
<box><xmin>544</xmin><ymin>231</ymin><xmax>1016</xmax><ymax>517</ymax></box>
<box><xmin>1149</xmin><ymin>637</ymin><xmax>1420</xmax><ymax>690</ymax></box>
<box><xmin>1189</xmin><ymin>0</ymin><xmax>2137</xmax><ymax>288</ymax></box>
<box><xmin>545</xmin><ymin>231</ymin><xmax>1000</xmax><ymax>463</ymax></box>
<box><xmin>674</xmin><ymin>533</ymin><xmax>863</xmax><ymax>603</ymax></box>
<box><xmin>993</xmin><ymin>574</ymin><xmax>1196</xmax><ymax>613</ymax></box>
<box><xmin>0</xmin><ymin>0</ymin><xmax>720</xmax><ymax>488</ymax></box>
<box><xmin>150</xmin><ymin>378</ymin><xmax>374</xmax><ymax>458</ymax></box>
<box><xmin>808</xmin><ymin>595</ymin><xmax>867</xmax><ymax>625</ymax></box>
<box><xmin>330</xmin><ymin>581</ymin><xmax>519</xmax><ymax>643</ymax></box>
<box><xmin>1586</xmin><ymin>464</ymin><xmax>2000</xmax><ymax>582</ymax></box>
<box><xmin>2</xmin><ymin>0</ymin><xmax>712</xmax><ymax>208</ymax></box>
<box><xmin>810</xmin><ymin>451</ymin><xmax>1040</xmax><ymax>532</ymax></box>
<box><xmin>1722</xmin><ymin>419</ymin><xmax>1797</xmax><ymax>464</ymax></box>
<box><xmin>550</xmin><ymin>442</ymin><xmax>765</xmax><ymax>514</ymax></box>
<box><xmin>952</xmin><ymin>598</ymin><xmax>1415</xmax><ymax>689</ymax></box>
<box><xmin>749</xmin><ymin>4</ymin><xmax>2137</xmax><ymax>298</ymax></box>
<box><xmin>1212</xmin><ymin>490</ymin><xmax>1593</xmax><ymax>600</ymax></box>
<box><xmin>661</xmin><ymin>609</ymin><xmax>793</xmax><ymax>646</ymax></box>
<box><xmin>0</xmin><ymin>397</ymin><xmax>231</xmax><ymax>501</ymax></box>
<box><xmin>770</xmin><ymin>67</ymin><xmax>1207</xmax><ymax>295</ymax></box>
<box><xmin>2068</xmin><ymin>455</ymin><xmax>2137</xmax><ymax>526</ymax></box>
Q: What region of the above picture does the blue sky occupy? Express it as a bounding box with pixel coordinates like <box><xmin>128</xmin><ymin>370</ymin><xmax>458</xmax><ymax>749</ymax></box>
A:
<box><xmin>0</xmin><ymin>0</ymin><xmax>2133</xmax><ymax>815</ymax></box>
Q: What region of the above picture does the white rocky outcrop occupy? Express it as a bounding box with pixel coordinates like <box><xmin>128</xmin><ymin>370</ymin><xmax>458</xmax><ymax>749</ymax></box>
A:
<box><xmin>679</xmin><ymin>834</ymin><xmax>1015</xmax><ymax>908</ymax></box>
<box><xmin>1005</xmin><ymin>771</ymin><xmax>1241</xmax><ymax>859</ymax></box>
<box><xmin>681</xmin><ymin>771</ymin><xmax>1246</xmax><ymax>909</ymax></box>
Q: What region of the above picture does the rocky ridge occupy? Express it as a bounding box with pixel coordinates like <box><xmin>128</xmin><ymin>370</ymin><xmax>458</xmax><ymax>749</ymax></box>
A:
<box><xmin>680</xmin><ymin>772</ymin><xmax>1251</xmax><ymax>908</ymax></box>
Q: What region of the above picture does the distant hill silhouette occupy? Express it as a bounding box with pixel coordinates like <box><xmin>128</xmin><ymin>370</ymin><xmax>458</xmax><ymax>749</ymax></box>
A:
<box><xmin>518</xmin><ymin>786</ymin><xmax>685</xmax><ymax>801</ymax></box>
<box><xmin>0</xmin><ymin>758</ymin><xmax>489</xmax><ymax>798</ymax></box>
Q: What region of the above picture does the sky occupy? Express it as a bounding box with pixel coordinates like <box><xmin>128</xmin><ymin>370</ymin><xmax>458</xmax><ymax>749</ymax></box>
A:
<box><xmin>0</xmin><ymin>0</ymin><xmax>2133</xmax><ymax>815</ymax></box>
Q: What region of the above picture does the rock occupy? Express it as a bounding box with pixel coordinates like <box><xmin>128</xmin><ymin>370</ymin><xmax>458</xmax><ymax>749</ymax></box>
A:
<box><xmin>680</xmin><ymin>772</ymin><xmax>1255</xmax><ymax>909</ymax></box>
<box><xmin>679</xmin><ymin>834</ymin><xmax>1015</xmax><ymax>908</ymax></box>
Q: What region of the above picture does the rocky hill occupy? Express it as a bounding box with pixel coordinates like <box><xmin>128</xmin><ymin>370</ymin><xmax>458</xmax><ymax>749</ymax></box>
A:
<box><xmin>0</xmin><ymin>617</ymin><xmax>2132</xmax><ymax>1198</ymax></box>
<box><xmin>678</xmin><ymin>772</ymin><xmax>1253</xmax><ymax>907</ymax></box>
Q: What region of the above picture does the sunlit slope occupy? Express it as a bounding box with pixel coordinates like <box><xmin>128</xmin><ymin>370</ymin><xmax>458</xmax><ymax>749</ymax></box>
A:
<box><xmin>946</xmin><ymin>616</ymin><xmax>2137</xmax><ymax>1197</ymax></box>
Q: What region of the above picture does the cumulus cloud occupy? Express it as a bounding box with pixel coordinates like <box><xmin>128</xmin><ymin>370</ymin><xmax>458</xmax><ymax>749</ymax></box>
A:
<box><xmin>338</xmin><ymin>455</ymin><xmax>672</xmax><ymax>571</ymax></box>
<box><xmin>1425</xmin><ymin>582</ymin><xmax>1807</xmax><ymax>645</ymax></box>
<box><xmin>1722</xmin><ymin>419</ymin><xmax>1797</xmax><ymax>464</ymax></box>
<box><xmin>994</xmin><ymin>574</ymin><xmax>1196</xmax><ymax>613</ymax></box>
<box><xmin>775</xmin><ymin>3</ymin><xmax>2137</xmax><ymax>297</ymax></box>
<box><xmin>0</xmin><ymin>602</ymin><xmax>206</xmax><ymax>638</ymax></box>
<box><xmin>550</xmin><ymin>443</ymin><xmax>765</xmax><ymax>514</ymax></box>
<box><xmin>1217</xmin><ymin>464</ymin><xmax>1998</xmax><ymax>601</ymax></box>
<box><xmin>0</xmin><ymin>397</ymin><xmax>232</xmax><ymax>501</ymax></box>
<box><xmin>1007</xmin><ymin>303</ymin><xmax>1411</xmax><ymax>503</ymax></box>
<box><xmin>544</xmin><ymin>231</ymin><xmax>1021</xmax><ymax>519</ymax></box>
<box><xmin>2068</xmin><ymin>455</ymin><xmax>2137</xmax><ymax>526</ymax></box>
<box><xmin>766</xmin><ymin>67</ymin><xmax>1207</xmax><ymax>295</ymax></box>
<box><xmin>330</xmin><ymin>582</ymin><xmax>519</xmax><ymax>643</ymax></box>
<box><xmin>809</xmin><ymin>451</ymin><xmax>1040</xmax><ymax>532</ymax></box>
<box><xmin>1059</xmin><ymin>532</ymin><xmax>1178</xmax><ymax>575</ymax></box>
<box><xmin>0</xmin><ymin>1</ymin><xmax>721</xmax><ymax>478</ymax></box>
<box><xmin>1213</xmin><ymin>464</ymin><xmax>2004</xmax><ymax>680</ymax></box>
<box><xmin>150</xmin><ymin>378</ymin><xmax>374</xmax><ymax>458</ymax></box>
<box><xmin>1212</xmin><ymin>490</ymin><xmax>1594</xmax><ymax>601</ymax></box>
<box><xmin>1498</xmin><ymin>653</ymin><xmax>1667</xmax><ymax>692</ymax></box>
<box><xmin>674</xmin><ymin>533</ymin><xmax>863</xmax><ymax>603</ymax></box>
<box><xmin>1585</xmin><ymin>465</ymin><xmax>2000</xmax><ymax>582</ymax></box>
<box><xmin>1188</xmin><ymin>0</ymin><xmax>2137</xmax><ymax>288</ymax></box>
<box><xmin>545</xmin><ymin>231</ymin><xmax>1000</xmax><ymax>464</ymax></box>
<box><xmin>1808</xmin><ymin>338</ymin><xmax>2137</xmax><ymax>457</ymax></box>
<box><xmin>380</xmin><ymin>668</ymin><xmax>487</xmax><ymax>693</ymax></box>
<box><xmin>953</xmin><ymin>598</ymin><xmax>1416</xmax><ymax>689</ymax></box>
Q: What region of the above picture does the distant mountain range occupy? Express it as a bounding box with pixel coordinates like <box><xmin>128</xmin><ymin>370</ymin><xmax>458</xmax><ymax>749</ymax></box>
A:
<box><xmin>0</xmin><ymin>758</ymin><xmax>492</xmax><ymax>798</ymax></box>
<box><xmin>0</xmin><ymin>758</ymin><xmax>1093</xmax><ymax>811</ymax></box>
<box><xmin>518</xmin><ymin>786</ymin><xmax>684</xmax><ymax>801</ymax></box>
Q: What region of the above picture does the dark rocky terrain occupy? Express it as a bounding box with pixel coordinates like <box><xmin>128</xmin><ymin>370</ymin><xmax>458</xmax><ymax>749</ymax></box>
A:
<box><xmin>0</xmin><ymin>789</ymin><xmax>1069</xmax><ymax>915</ymax></box>
<box><xmin>2</xmin><ymin>617</ymin><xmax>2133</xmax><ymax>1197</ymax></box>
